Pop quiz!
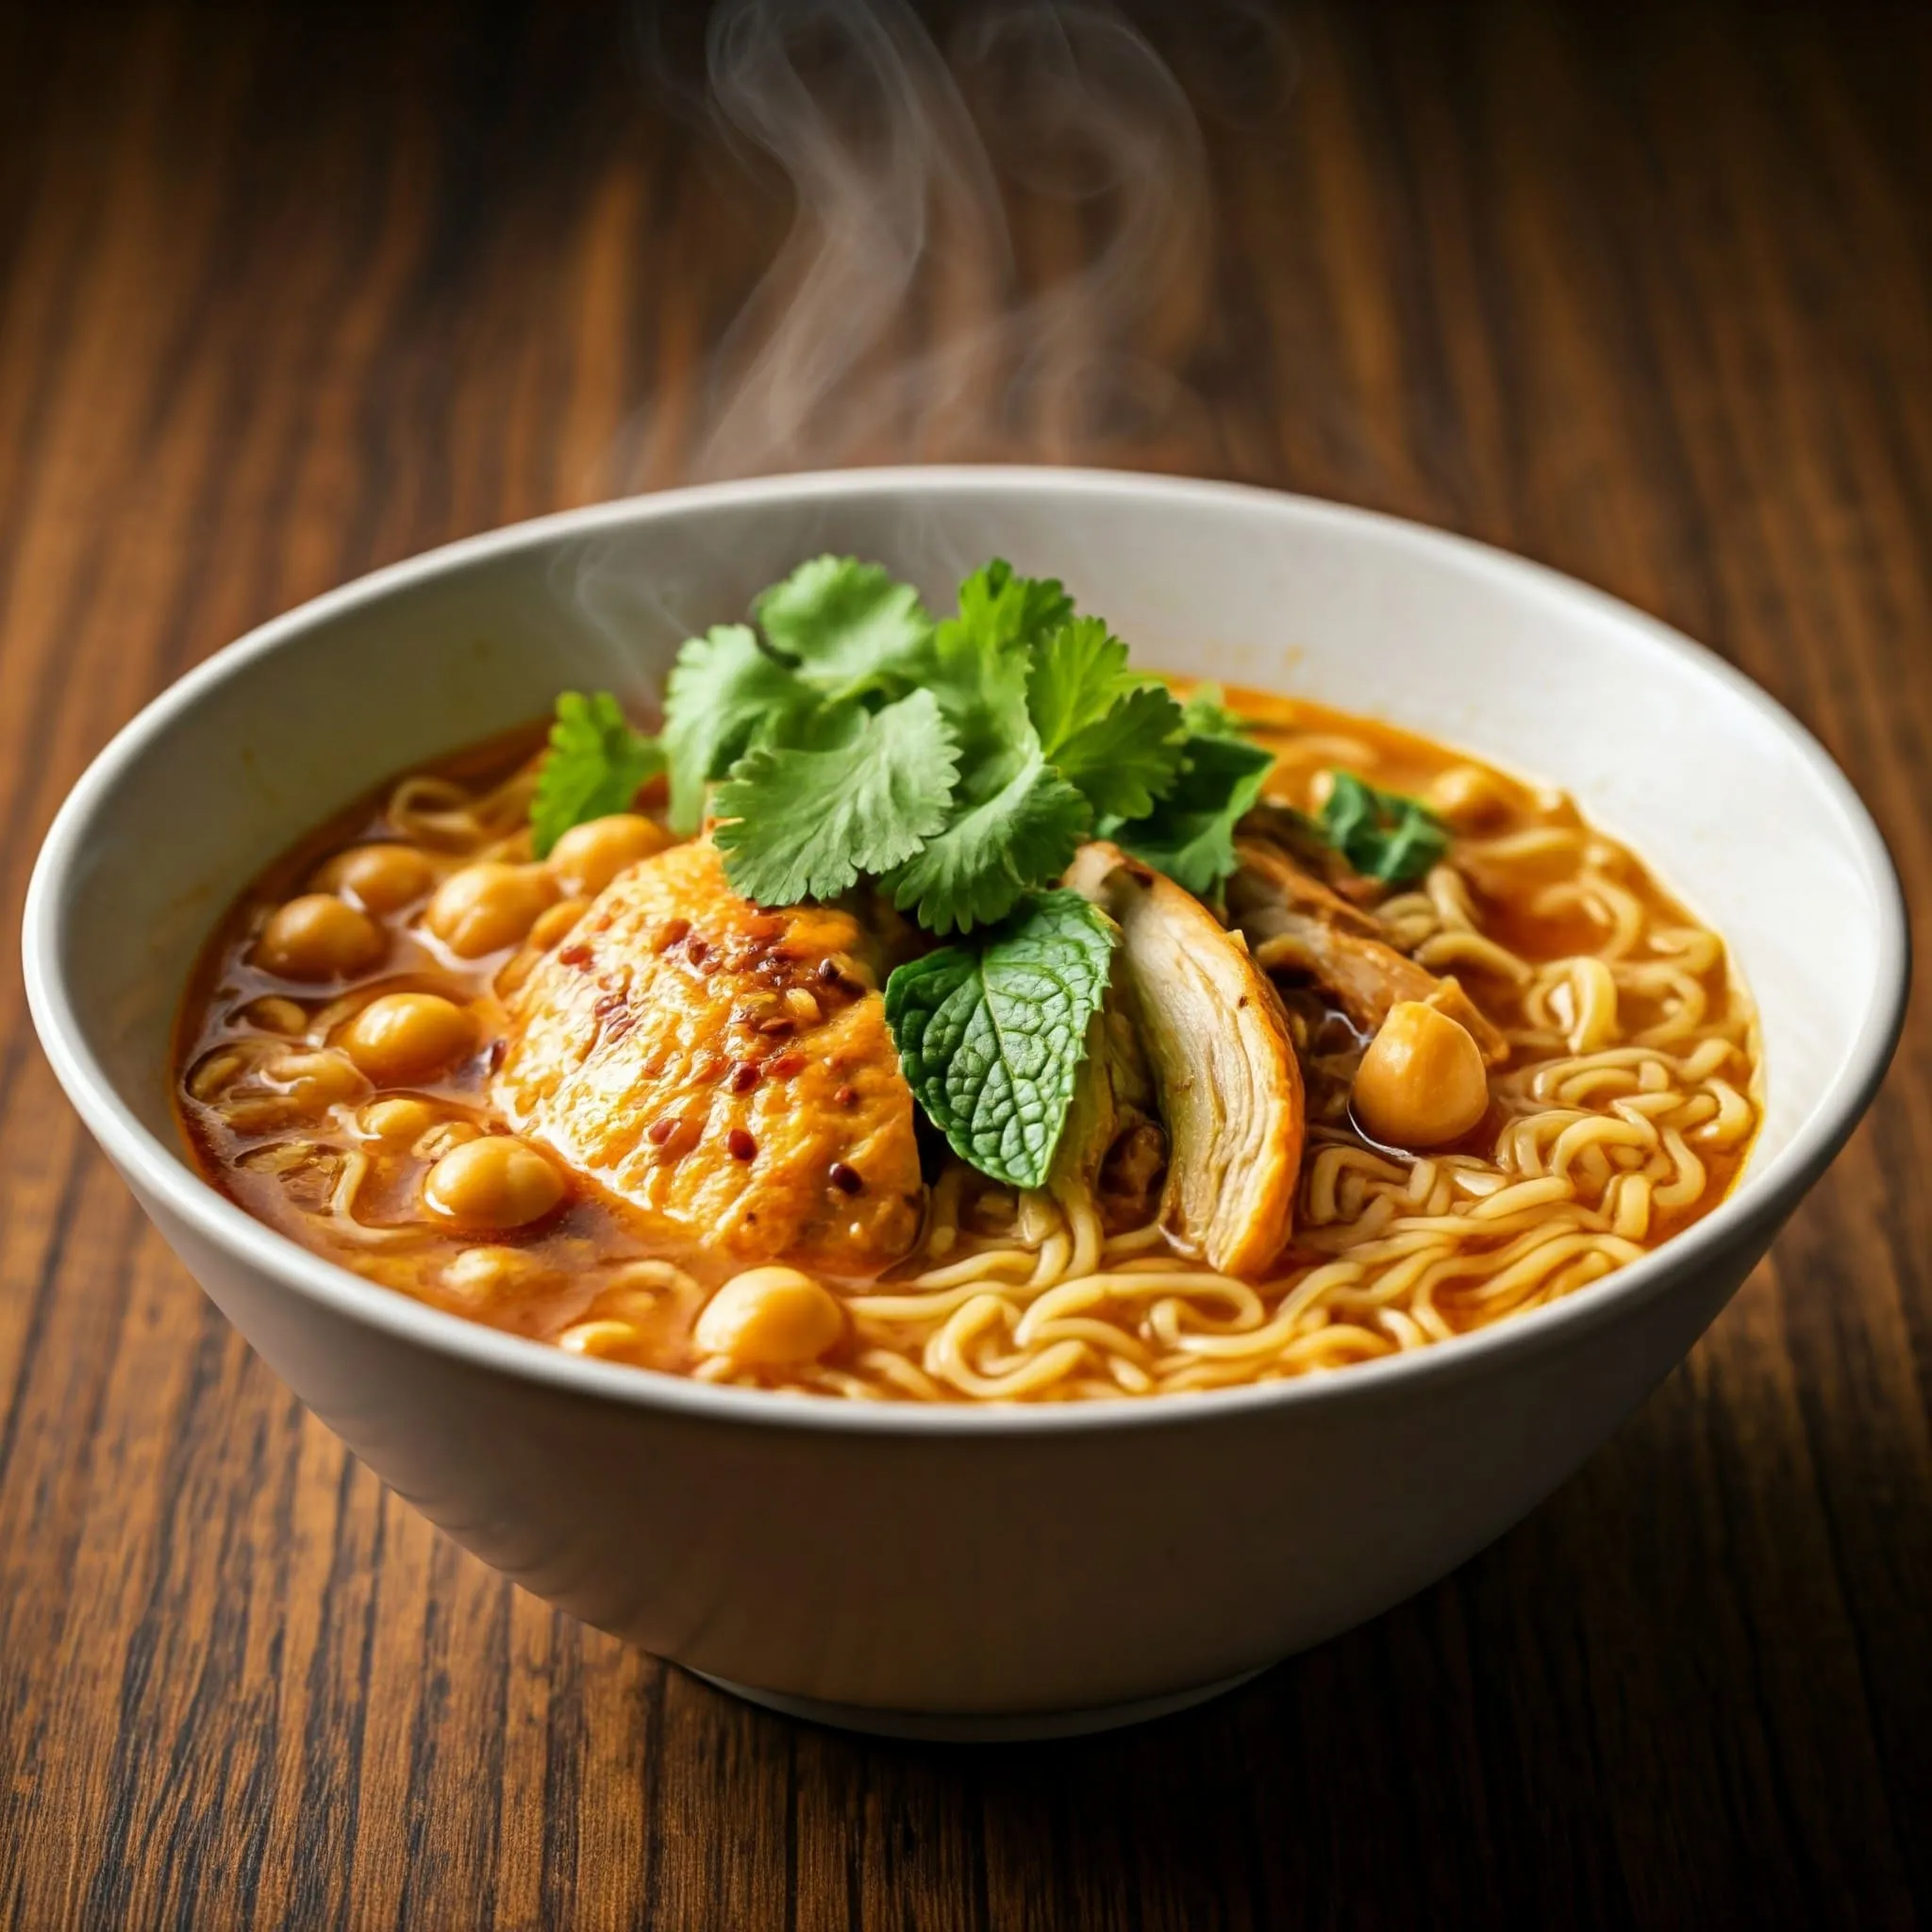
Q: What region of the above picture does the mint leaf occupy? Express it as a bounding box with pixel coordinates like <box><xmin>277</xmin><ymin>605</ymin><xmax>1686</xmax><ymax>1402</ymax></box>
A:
<box><xmin>662</xmin><ymin>625</ymin><xmax>814</xmax><ymax>834</ymax></box>
<box><xmin>884</xmin><ymin>891</ymin><xmax>1118</xmax><ymax>1189</ymax></box>
<box><xmin>712</xmin><ymin>691</ymin><xmax>959</xmax><ymax>905</ymax></box>
<box><xmin>1114</xmin><ymin>732</ymin><xmax>1274</xmax><ymax>895</ymax></box>
<box><xmin>754</xmin><ymin>556</ymin><xmax>932</xmax><ymax>697</ymax></box>
<box><xmin>530</xmin><ymin>692</ymin><xmax>664</xmax><ymax>859</ymax></box>
<box><xmin>1320</xmin><ymin>771</ymin><xmax>1447</xmax><ymax>885</ymax></box>
<box><xmin>887</xmin><ymin>741</ymin><xmax>1091</xmax><ymax>936</ymax></box>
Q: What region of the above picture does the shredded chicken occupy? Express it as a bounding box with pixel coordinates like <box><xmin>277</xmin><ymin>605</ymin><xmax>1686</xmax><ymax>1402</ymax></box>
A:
<box><xmin>1064</xmin><ymin>842</ymin><xmax>1304</xmax><ymax>1278</ymax></box>
<box><xmin>1226</xmin><ymin>836</ymin><xmax>1509</xmax><ymax>1065</ymax></box>
<box><xmin>1052</xmin><ymin>1001</ymin><xmax>1166</xmax><ymax>1235</ymax></box>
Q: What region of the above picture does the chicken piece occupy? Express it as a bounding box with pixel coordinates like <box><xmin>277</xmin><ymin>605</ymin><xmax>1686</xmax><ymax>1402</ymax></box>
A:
<box><xmin>1051</xmin><ymin>1001</ymin><xmax>1167</xmax><ymax>1236</ymax></box>
<box><xmin>1227</xmin><ymin>838</ymin><xmax>1509</xmax><ymax>1065</ymax></box>
<box><xmin>1064</xmin><ymin>843</ymin><xmax>1303</xmax><ymax>1279</ymax></box>
<box><xmin>1238</xmin><ymin>799</ymin><xmax>1386</xmax><ymax>908</ymax></box>
<box><xmin>493</xmin><ymin>841</ymin><xmax>924</xmax><ymax>1275</ymax></box>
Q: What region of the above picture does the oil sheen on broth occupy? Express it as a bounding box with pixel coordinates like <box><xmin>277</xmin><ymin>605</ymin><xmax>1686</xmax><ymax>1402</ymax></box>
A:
<box><xmin>174</xmin><ymin>689</ymin><xmax>1760</xmax><ymax>1404</ymax></box>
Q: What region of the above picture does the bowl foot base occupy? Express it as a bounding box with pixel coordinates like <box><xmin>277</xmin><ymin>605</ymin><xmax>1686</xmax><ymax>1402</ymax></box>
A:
<box><xmin>685</xmin><ymin>1664</ymin><xmax>1271</xmax><ymax>1741</ymax></box>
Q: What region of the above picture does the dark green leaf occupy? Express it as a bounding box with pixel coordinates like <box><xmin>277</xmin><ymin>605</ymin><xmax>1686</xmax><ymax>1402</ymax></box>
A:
<box><xmin>1113</xmin><ymin>733</ymin><xmax>1275</xmax><ymax>894</ymax></box>
<box><xmin>884</xmin><ymin>891</ymin><xmax>1118</xmax><ymax>1189</ymax></box>
<box><xmin>1318</xmin><ymin>771</ymin><xmax>1448</xmax><ymax>885</ymax></box>
<box><xmin>754</xmin><ymin>556</ymin><xmax>933</xmax><ymax>696</ymax></box>
<box><xmin>886</xmin><ymin>741</ymin><xmax>1091</xmax><ymax>936</ymax></box>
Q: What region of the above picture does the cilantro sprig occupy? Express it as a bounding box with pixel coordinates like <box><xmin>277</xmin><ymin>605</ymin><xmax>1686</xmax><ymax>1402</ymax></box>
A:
<box><xmin>710</xmin><ymin>691</ymin><xmax>959</xmax><ymax>905</ymax></box>
<box><xmin>530</xmin><ymin>691</ymin><xmax>665</xmax><ymax>858</ymax></box>
<box><xmin>525</xmin><ymin>561</ymin><xmax>1279</xmax><ymax>1191</ymax></box>
<box><xmin>1109</xmin><ymin>684</ymin><xmax>1274</xmax><ymax>896</ymax></box>
<box><xmin>1319</xmin><ymin>771</ymin><xmax>1448</xmax><ymax>885</ymax></box>
<box><xmin>531</xmin><ymin>559</ymin><xmax>1280</xmax><ymax>925</ymax></box>
<box><xmin>657</xmin><ymin>555</ymin><xmax>1210</xmax><ymax>935</ymax></box>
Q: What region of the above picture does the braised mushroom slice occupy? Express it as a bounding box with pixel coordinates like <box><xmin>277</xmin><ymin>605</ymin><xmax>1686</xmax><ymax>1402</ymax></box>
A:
<box><xmin>1063</xmin><ymin>842</ymin><xmax>1304</xmax><ymax>1278</ymax></box>
<box><xmin>1226</xmin><ymin>837</ymin><xmax>1508</xmax><ymax>1065</ymax></box>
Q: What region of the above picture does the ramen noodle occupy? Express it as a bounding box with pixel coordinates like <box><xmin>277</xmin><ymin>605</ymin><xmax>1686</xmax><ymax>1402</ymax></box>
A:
<box><xmin>175</xmin><ymin>687</ymin><xmax>1759</xmax><ymax>1404</ymax></box>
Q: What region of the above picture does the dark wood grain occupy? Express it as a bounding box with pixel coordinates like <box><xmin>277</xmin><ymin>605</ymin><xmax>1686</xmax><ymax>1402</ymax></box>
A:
<box><xmin>2</xmin><ymin>1</ymin><xmax>1928</xmax><ymax>1925</ymax></box>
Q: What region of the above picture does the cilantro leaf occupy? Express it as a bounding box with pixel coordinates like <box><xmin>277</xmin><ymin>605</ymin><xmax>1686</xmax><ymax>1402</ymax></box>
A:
<box><xmin>529</xmin><ymin>691</ymin><xmax>665</xmax><ymax>859</ymax></box>
<box><xmin>1024</xmin><ymin>616</ymin><xmax>1128</xmax><ymax>753</ymax></box>
<box><xmin>711</xmin><ymin>691</ymin><xmax>959</xmax><ymax>906</ymax></box>
<box><xmin>1178</xmin><ymin>683</ymin><xmax>1254</xmax><ymax>740</ymax></box>
<box><xmin>887</xmin><ymin>740</ymin><xmax>1091</xmax><ymax>936</ymax></box>
<box><xmin>754</xmin><ymin>556</ymin><xmax>932</xmax><ymax>696</ymax></box>
<box><xmin>948</xmin><ymin>559</ymin><xmax>1073</xmax><ymax>659</ymax></box>
<box><xmin>884</xmin><ymin>891</ymin><xmax>1118</xmax><ymax>1189</ymax></box>
<box><xmin>1025</xmin><ymin>616</ymin><xmax>1186</xmax><ymax>818</ymax></box>
<box><xmin>1319</xmin><ymin>771</ymin><xmax>1448</xmax><ymax>885</ymax></box>
<box><xmin>661</xmin><ymin>625</ymin><xmax>814</xmax><ymax>834</ymax></box>
<box><xmin>1114</xmin><ymin>732</ymin><xmax>1275</xmax><ymax>895</ymax></box>
<box><xmin>1050</xmin><ymin>681</ymin><xmax>1188</xmax><ymax>820</ymax></box>
<box><xmin>917</xmin><ymin>559</ymin><xmax>1068</xmax><ymax>774</ymax></box>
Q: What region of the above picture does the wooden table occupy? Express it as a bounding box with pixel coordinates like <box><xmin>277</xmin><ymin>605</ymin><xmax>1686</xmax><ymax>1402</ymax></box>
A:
<box><xmin>3</xmin><ymin>2</ymin><xmax>1927</xmax><ymax>1924</ymax></box>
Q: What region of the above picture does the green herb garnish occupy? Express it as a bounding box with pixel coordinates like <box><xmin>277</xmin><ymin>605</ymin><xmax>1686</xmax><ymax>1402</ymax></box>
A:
<box><xmin>1114</xmin><ymin>732</ymin><xmax>1274</xmax><ymax>896</ymax></box>
<box><xmin>883</xmin><ymin>891</ymin><xmax>1119</xmax><ymax>1190</ymax></box>
<box><xmin>1319</xmin><ymin>770</ymin><xmax>1448</xmax><ymax>885</ymax></box>
<box><xmin>753</xmin><ymin>554</ymin><xmax>932</xmax><ymax>696</ymax></box>
<box><xmin>527</xmin><ymin>558</ymin><xmax>1278</xmax><ymax>1187</ymax></box>
<box><xmin>709</xmin><ymin>691</ymin><xmax>959</xmax><ymax>906</ymax></box>
<box><xmin>1175</xmin><ymin>682</ymin><xmax>1253</xmax><ymax>741</ymax></box>
<box><xmin>530</xmin><ymin>691</ymin><xmax>665</xmax><ymax>858</ymax></box>
<box><xmin>660</xmin><ymin>625</ymin><xmax>813</xmax><ymax>836</ymax></box>
<box><xmin>658</xmin><ymin>556</ymin><xmax>1207</xmax><ymax>936</ymax></box>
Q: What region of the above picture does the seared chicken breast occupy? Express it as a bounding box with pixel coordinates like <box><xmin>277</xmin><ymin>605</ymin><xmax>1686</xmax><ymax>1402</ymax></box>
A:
<box><xmin>494</xmin><ymin>841</ymin><xmax>924</xmax><ymax>1275</ymax></box>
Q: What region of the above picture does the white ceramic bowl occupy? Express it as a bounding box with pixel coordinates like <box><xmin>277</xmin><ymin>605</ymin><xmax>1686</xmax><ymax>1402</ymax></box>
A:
<box><xmin>24</xmin><ymin>469</ymin><xmax>1907</xmax><ymax>1740</ymax></box>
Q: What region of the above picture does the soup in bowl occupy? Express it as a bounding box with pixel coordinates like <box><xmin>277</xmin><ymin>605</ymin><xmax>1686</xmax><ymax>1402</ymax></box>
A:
<box><xmin>24</xmin><ymin>470</ymin><xmax>1904</xmax><ymax>1736</ymax></box>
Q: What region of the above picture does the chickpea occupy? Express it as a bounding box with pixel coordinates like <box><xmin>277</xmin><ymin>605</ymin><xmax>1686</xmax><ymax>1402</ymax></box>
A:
<box><xmin>1428</xmin><ymin>764</ymin><xmax>1515</xmax><ymax>833</ymax></box>
<box><xmin>443</xmin><ymin>1245</ymin><xmax>546</xmax><ymax>1305</ymax></box>
<box><xmin>241</xmin><ymin>995</ymin><xmax>308</xmax><ymax>1036</ymax></box>
<box><xmin>693</xmin><ymin>1266</ymin><xmax>845</xmax><ymax>1366</ymax></box>
<box><xmin>268</xmin><ymin>1049</ymin><xmax>367</xmax><ymax>1114</ymax></box>
<box><xmin>1353</xmin><ymin>1000</ymin><xmax>1490</xmax><ymax>1149</ymax></box>
<box><xmin>546</xmin><ymin>814</ymin><xmax>671</xmax><ymax>898</ymax></box>
<box><xmin>187</xmin><ymin>1047</ymin><xmax>249</xmax><ymax>1101</ymax></box>
<box><xmin>424</xmin><ymin>862</ymin><xmax>558</xmax><ymax>958</ymax></box>
<box><xmin>558</xmin><ymin>1319</ymin><xmax>641</xmax><ymax>1358</ymax></box>
<box><xmin>423</xmin><ymin>1134</ymin><xmax>565</xmax><ymax>1229</ymax></box>
<box><xmin>255</xmin><ymin>894</ymin><xmax>386</xmax><ymax>981</ymax></box>
<box><xmin>337</xmin><ymin>991</ymin><xmax>476</xmax><ymax>1085</ymax></box>
<box><xmin>413</xmin><ymin>1119</ymin><xmax>481</xmax><ymax>1161</ymax></box>
<box><xmin>360</xmin><ymin>1095</ymin><xmax>440</xmax><ymax>1143</ymax></box>
<box><xmin>313</xmin><ymin>842</ymin><xmax>434</xmax><ymax>914</ymax></box>
<box><xmin>527</xmin><ymin>896</ymin><xmax>590</xmax><ymax>953</ymax></box>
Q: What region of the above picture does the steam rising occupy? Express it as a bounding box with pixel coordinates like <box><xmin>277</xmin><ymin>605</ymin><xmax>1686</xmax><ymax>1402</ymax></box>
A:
<box><xmin>620</xmin><ymin>0</ymin><xmax>1226</xmax><ymax>483</ymax></box>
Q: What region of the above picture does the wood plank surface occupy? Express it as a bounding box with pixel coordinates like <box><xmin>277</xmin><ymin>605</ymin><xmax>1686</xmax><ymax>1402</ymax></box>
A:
<box><xmin>2</xmin><ymin>1</ymin><xmax>1928</xmax><ymax>1924</ymax></box>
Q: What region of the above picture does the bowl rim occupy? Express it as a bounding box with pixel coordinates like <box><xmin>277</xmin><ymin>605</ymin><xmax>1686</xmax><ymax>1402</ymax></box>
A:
<box><xmin>22</xmin><ymin>464</ymin><xmax>1911</xmax><ymax>1438</ymax></box>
